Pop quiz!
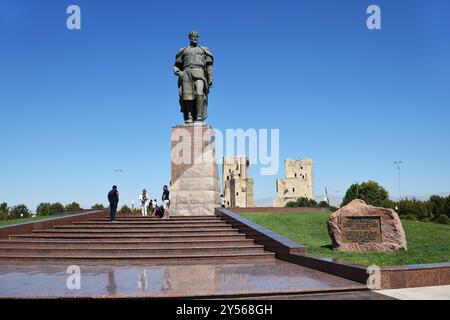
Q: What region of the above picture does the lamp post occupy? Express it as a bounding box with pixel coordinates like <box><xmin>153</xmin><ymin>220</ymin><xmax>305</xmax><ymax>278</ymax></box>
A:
<box><xmin>394</xmin><ymin>161</ymin><xmax>403</xmax><ymax>200</ymax></box>
<box><xmin>354</xmin><ymin>181</ymin><xmax>360</xmax><ymax>198</ymax></box>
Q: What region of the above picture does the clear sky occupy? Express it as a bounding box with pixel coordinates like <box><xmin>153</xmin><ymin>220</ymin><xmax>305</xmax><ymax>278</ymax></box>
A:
<box><xmin>1</xmin><ymin>0</ymin><xmax>449</xmax><ymax>210</ymax></box>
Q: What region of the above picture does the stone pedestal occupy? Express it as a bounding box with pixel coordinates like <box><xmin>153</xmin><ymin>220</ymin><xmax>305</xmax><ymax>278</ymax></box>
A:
<box><xmin>170</xmin><ymin>123</ymin><xmax>221</xmax><ymax>216</ymax></box>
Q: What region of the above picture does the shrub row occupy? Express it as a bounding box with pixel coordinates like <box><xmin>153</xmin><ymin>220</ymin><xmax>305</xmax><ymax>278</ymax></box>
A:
<box><xmin>36</xmin><ymin>202</ymin><xmax>83</xmax><ymax>216</ymax></box>
<box><xmin>118</xmin><ymin>205</ymin><xmax>141</xmax><ymax>214</ymax></box>
<box><xmin>286</xmin><ymin>180</ymin><xmax>450</xmax><ymax>225</ymax></box>
<box><xmin>285</xmin><ymin>197</ymin><xmax>338</xmax><ymax>212</ymax></box>
<box><xmin>0</xmin><ymin>203</ymin><xmax>32</xmax><ymax>220</ymax></box>
<box><xmin>0</xmin><ymin>202</ymin><xmax>107</xmax><ymax>221</ymax></box>
<box><xmin>340</xmin><ymin>181</ymin><xmax>450</xmax><ymax>224</ymax></box>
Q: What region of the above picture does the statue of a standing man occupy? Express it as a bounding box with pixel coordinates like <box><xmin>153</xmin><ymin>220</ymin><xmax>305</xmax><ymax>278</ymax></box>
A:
<box><xmin>174</xmin><ymin>30</ymin><xmax>214</xmax><ymax>123</ymax></box>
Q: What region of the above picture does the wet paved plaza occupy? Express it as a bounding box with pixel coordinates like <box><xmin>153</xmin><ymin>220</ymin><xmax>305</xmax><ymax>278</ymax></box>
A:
<box><xmin>0</xmin><ymin>260</ymin><xmax>366</xmax><ymax>299</ymax></box>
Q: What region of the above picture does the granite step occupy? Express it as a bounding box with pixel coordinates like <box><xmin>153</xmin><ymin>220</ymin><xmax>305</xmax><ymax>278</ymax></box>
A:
<box><xmin>0</xmin><ymin>238</ymin><xmax>256</xmax><ymax>248</ymax></box>
<box><xmin>54</xmin><ymin>225</ymin><xmax>233</xmax><ymax>231</ymax></box>
<box><xmin>0</xmin><ymin>252</ymin><xmax>276</xmax><ymax>265</ymax></box>
<box><xmin>0</xmin><ymin>245</ymin><xmax>265</xmax><ymax>255</ymax></box>
<box><xmin>0</xmin><ymin>214</ymin><xmax>274</xmax><ymax>266</ymax></box>
<box><xmin>109</xmin><ymin>215</ymin><xmax>218</xmax><ymax>219</ymax></box>
<box><xmin>10</xmin><ymin>234</ymin><xmax>247</xmax><ymax>241</ymax></box>
<box><xmin>30</xmin><ymin>229</ymin><xmax>240</xmax><ymax>236</ymax></box>
<box><xmin>96</xmin><ymin>218</ymin><xmax>221</xmax><ymax>223</ymax></box>
<box><xmin>102</xmin><ymin>216</ymin><xmax>220</xmax><ymax>220</ymax></box>
<box><xmin>70</xmin><ymin>221</ymin><xmax>229</xmax><ymax>227</ymax></box>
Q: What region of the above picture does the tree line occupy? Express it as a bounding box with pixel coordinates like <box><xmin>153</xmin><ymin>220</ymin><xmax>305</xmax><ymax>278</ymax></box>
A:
<box><xmin>0</xmin><ymin>202</ymin><xmax>106</xmax><ymax>220</ymax></box>
<box><xmin>286</xmin><ymin>180</ymin><xmax>450</xmax><ymax>225</ymax></box>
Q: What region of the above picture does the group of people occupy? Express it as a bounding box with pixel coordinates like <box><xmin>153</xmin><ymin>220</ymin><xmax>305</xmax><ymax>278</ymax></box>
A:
<box><xmin>139</xmin><ymin>186</ymin><xmax>170</xmax><ymax>219</ymax></box>
<box><xmin>107</xmin><ymin>185</ymin><xmax>170</xmax><ymax>223</ymax></box>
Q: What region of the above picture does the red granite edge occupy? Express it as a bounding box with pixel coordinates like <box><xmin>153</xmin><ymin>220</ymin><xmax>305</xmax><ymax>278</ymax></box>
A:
<box><xmin>0</xmin><ymin>210</ymin><xmax>108</xmax><ymax>239</ymax></box>
<box><xmin>230</xmin><ymin>207</ymin><xmax>330</xmax><ymax>213</ymax></box>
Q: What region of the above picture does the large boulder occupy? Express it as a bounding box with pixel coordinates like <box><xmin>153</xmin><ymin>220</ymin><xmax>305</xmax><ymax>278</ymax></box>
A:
<box><xmin>327</xmin><ymin>199</ymin><xmax>407</xmax><ymax>252</ymax></box>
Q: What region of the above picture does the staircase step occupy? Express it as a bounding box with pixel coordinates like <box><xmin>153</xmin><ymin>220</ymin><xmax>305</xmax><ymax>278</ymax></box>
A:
<box><xmin>0</xmin><ymin>238</ymin><xmax>255</xmax><ymax>248</ymax></box>
<box><xmin>109</xmin><ymin>215</ymin><xmax>218</xmax><ymax>219</ymax></box>
<box><xmin>54</xmin><ymin>225</ymin><xmax>233</xmax><ymax>231</ymax></box>
<box><xmin>0</xmin><ymin>246</ymin><xmax>265</xmax><ymax>255</ymax></box>
<box><xmin>70</xmin><ymin>221</ymin><xmax>229</xmax><ymax>227</ymax></box>
<box><xmin>10</xmin><ymin>234</ymin><xmax>247</xmax><ymax>241</ymax></box>
<box><xmin>31</xmin><ymin>229</ymin><xmax>239</xmax><ymax>236</ymax></box>
<box><xmin>0</xmin><ymin>252</ymin><xmax>276</xmax><ymax>265</ymax></box>
<box><xmin>97</xmin><ymin>217</ymin><xmax>220</xmax><ymax>222</ymax></box>
<box><xmin>0</xmin><ymin>213</ymin><xmax>275</xmax><ymax>266</ymax></box>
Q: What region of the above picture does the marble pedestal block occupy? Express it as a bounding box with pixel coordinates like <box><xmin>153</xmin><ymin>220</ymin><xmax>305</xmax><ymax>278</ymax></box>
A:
<box><xmin>170</xmin><ymin>123</ymin><xmax>221</xmax><ymax>216</ymax></box>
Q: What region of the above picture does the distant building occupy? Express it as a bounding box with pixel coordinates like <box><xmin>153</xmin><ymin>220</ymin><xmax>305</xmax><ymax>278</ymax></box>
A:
<box><xmin>273</xmin><ymin>158</ymin><xmax>314</xmax><ymax>207</ymax></box>
<box><xmin>222</xmin><ymin>156</ymin><xmax>254</xmax><ymax>208</ymax></box>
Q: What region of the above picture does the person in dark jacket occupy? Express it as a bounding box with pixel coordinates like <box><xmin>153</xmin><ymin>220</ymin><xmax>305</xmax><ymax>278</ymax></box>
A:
<box><xmin>107</xmin><ymin>185</ymin><xmax>119</xmax><ymax>223</ymax></box>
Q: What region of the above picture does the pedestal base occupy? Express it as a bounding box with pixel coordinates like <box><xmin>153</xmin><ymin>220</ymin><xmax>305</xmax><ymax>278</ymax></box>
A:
<box><xmin>170</xmin><ymin>123</ymin><xmax>221</xmax><ymax>216</ymax></box>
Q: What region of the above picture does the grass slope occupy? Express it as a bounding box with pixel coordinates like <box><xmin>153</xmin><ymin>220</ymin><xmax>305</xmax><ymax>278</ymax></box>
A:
<box><xmin>240</xmin><ymin>212</ymin><xmax>450</xmax><ymax>266</ymax></box>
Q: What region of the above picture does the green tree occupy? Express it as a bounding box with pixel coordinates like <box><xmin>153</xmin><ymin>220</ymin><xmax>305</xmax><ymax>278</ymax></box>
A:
<box><xmin>91</xmin><ymin>203</ymin><xmax>105</xmax><ymax>210</ymax></box>
<box><xmin>318</xmin><ymin>201</ymin><xmax>329</xmax><ymax>208</ymax></box>
<box><xmin>434</xmin><ymin>214</ymin><xmax>450</xmax><ymax>225</ymax></box>
<box><xmin>427</xmin><ymin>195</ymin><xmax>446</xmax><ymax>219</ymax></box>
<box><xmin>0</xmin><ymin>202</ymin><xmax>9</xmax><ymax>220</ymax></box>
<box><xmin>65</xmin><ymin>202</ymin><xmax>82</xmax><ymax>211</ymax></box>
<box><xmin>397</xmin><ymin>198</ymin><xmax>432</xmax><ymax>221</ymax></box>
<box><xmin>445</xmin><ymin>195</ymin><xmax>450</xmax><ymax>218</ymax></box>
<box><xmin>286</xmin><ymin>197</ymin><xmax>318</xmax><ymax>208</ymax></box>
<box><xmin>119</xmin><ymin>205</ymin><xmax>132</xmax><ymax>213</ymax></box>
<box><xmin>341</xmin><ymin>180</ymin><xmax>389</xmax><ymax>207</ymax></box>
<box><xmin>36</xmin><ymin>202</ymin><xmax>52</xmax><ymax>216</ymax></box>
<box><xmin>9</xmin><ymin>204</ymin><xmax>31</xmax><ymax>219</ymax></box>
<box><xmin>50</xmin><ymin>202</ymin><xmax>65</xmax><ymax>214</ymax></box>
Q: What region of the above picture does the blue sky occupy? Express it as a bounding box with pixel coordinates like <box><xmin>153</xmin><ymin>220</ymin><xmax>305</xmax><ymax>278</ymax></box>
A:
<box><xmin>1</xmin><ymin>0</ymin><xmax>449</xmax><ymax>210</ymax></box>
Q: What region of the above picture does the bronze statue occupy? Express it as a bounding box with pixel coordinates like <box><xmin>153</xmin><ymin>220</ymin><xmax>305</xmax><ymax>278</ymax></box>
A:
<box><xmin>174</xmin><ymin>30</ymin><xmax>214</xmax><ymax>123</ymax></box>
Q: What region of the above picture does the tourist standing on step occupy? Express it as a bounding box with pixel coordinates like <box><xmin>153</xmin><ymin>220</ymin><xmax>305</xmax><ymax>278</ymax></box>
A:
<box><xmin>140</xmin><ymin>189</ymin><xmax>149</xmax><ymax>216</ymax></box>
<box><xmin>108</xmin><ymin>185</ymin><xmax>119</xmax><ymax>223</ymax></box>
<box><xmin>162</xmin><ymin>185</ymin><xmax>170</xmax><ymax>219</ymax></box>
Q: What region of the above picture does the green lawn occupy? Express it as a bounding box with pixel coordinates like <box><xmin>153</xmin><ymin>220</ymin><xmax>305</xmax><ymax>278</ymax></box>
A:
<box><xmin>239</xmin><ymin>212</ymin><xmax>450</xmax><ymax>266</ymax></box>
<box><xmin>0</xmin><ymin>215</ymin><xmax>64</xmax><ymax>227</ymax></box>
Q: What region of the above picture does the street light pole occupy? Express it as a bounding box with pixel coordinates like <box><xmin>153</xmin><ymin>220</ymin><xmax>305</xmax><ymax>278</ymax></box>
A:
<box><xmin>354</xmin><ymin>181</ymin><xmax>359</xmax><ymax>198</ymax></box>
<box><xmin>394</xmin><ymin>161</ymin><xmax>403</xmax><ymax>200</ymax></box>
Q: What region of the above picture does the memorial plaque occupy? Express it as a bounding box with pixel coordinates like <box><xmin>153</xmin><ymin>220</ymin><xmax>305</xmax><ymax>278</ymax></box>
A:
<box><xmin>341</xmin><ymin>216</ymin><xmax>382</xmax><ymax>244</ymax></box>
<box><xmin>328</xmin><ymin>200</ymin><xmax>407</xmax><ymax>252</ymax></box>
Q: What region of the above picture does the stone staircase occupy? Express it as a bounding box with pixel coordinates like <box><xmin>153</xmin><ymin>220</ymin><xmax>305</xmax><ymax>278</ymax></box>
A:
<box><xmin>0</xmin><ymin>215</ymin><xmax>275</xmax><ymax>265</ymax></box>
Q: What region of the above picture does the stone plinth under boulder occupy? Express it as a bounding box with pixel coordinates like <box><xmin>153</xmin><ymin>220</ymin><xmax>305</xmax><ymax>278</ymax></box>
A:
<box><xmin>170</xmin><ymin>123</ymin><xmax>221</xmax><ymax>216</ymax></box>
<box><xmin>327</xmin><ymin>199</ymin><xmax>407</xmax><ymax>252</ymax></box>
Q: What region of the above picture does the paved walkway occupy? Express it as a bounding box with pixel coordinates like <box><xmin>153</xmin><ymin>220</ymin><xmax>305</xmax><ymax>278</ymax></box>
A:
<box><xmin>377</xmin><ymin>285</ymin><xmax>450</xmax><ymax>300</ymax></box>
<box><xmin>0</xmin><ymin>260</ymin><xmax>369</xmax><ymax>299</ymax></box>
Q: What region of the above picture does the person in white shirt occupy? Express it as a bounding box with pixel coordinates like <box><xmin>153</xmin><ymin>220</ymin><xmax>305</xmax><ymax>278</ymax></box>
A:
<box><xmin>139</xmin><ymin>189</ymin><xmax>149</xmax><ymax>216</ymax></box>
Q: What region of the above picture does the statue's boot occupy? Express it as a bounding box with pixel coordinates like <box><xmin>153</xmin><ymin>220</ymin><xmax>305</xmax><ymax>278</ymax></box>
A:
<box><xmin>195</xmin><ymin>95</ymin><xmax>204</xmax><ymax>122</ymax></box>
<box><xmin>185</xmin><ymin>112</ymin><xmax>193</xmax><ymax>124</ymax></box>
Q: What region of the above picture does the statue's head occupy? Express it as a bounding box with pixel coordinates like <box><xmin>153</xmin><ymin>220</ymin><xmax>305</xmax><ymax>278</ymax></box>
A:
<box><xmin>188</xmin><ymin>30</ymin><xmax>199</xmax><ymax>45</ymax></box>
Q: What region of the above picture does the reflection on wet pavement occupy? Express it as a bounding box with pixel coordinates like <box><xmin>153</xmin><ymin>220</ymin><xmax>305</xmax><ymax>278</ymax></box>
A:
<box><xmin>0</xmin><ymin>260</ymin><xmax>365</xmax><ymax>298</ymax></box>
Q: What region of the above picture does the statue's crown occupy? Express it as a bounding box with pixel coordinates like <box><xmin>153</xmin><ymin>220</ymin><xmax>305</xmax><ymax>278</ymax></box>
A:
<box><xmin>188</xmin><ymin>30</ymin><xmax>199</xmax><ymax>37</ymax></box>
